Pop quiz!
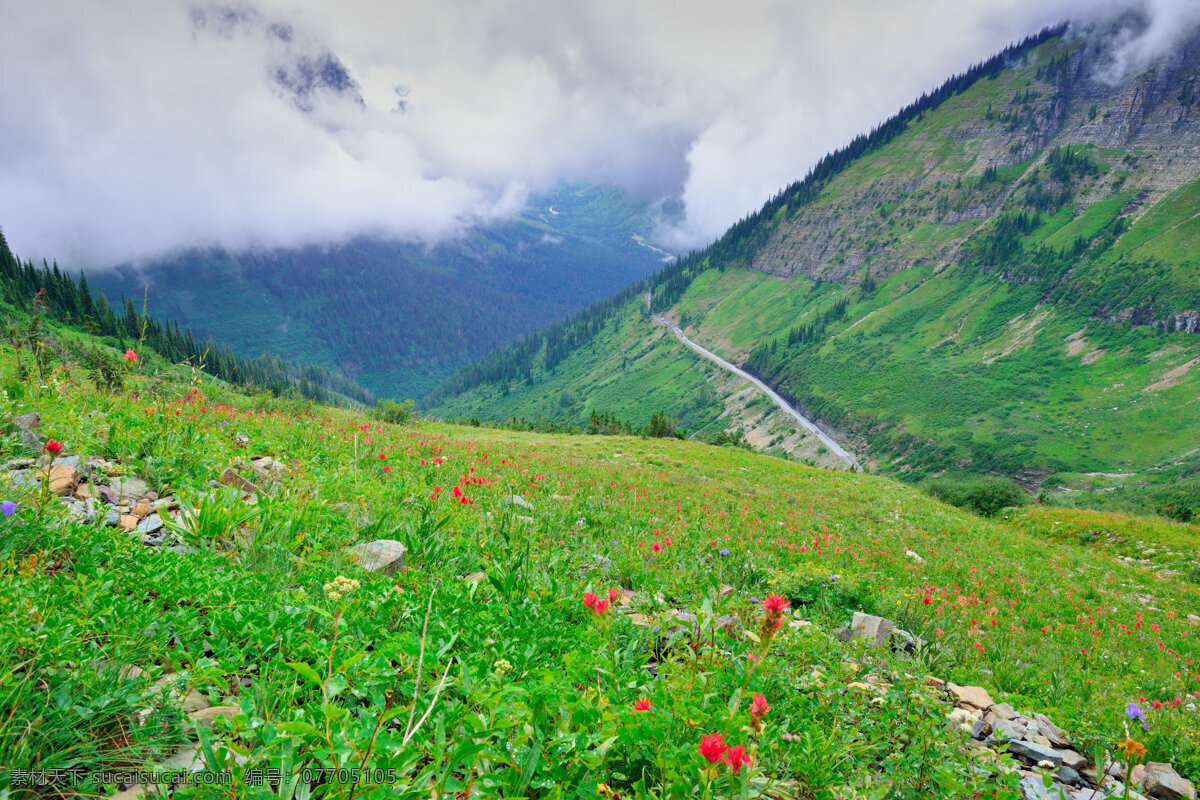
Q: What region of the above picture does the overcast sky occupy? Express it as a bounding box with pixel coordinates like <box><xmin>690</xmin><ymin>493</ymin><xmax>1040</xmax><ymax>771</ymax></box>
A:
<box><xmin>1</xmin><ymin>0</ymin><xmax>1196</xmax><ymax>267</ymax></box>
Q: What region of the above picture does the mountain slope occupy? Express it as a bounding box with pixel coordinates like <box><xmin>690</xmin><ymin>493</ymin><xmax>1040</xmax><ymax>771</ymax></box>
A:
<box><xmin>428</xmin><ymin>22</ymin><xmax>1200</xmax><ymax>491</ymax></box>
<box><xmin>91</xmin><ymin>183</ymin><xmax>672</xmax><ymax>401</ymax></box>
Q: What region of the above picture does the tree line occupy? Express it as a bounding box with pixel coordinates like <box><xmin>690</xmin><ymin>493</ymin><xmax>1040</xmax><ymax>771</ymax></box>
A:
<box><xmin>0</xmin><ymin>227</ymin><xmax>374</xmax><ymax>405</ymax></box>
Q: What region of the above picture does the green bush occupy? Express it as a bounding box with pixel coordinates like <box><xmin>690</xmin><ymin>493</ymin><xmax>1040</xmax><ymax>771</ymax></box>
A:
<box><xmin>924</xmin><ymin>474</ymin><xmax>1029</xmax><ymax>517</ymax></box>
<box><xmin>371</xmin><ymin>398</ymin><xmax>416</xmax><ymax>424</ymax></box>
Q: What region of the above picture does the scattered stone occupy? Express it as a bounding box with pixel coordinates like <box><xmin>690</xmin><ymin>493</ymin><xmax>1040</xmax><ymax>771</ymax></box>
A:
<box><xmin>991</xmin><ymin>718</ymin><xmax>1026</xmax><ymax>742</ymax></box>
<box><xmin>714</xmin><ymin>614</ymin><xmax>742</xmax><ymax>636</ymax></box>
<box><xmin>834</xmin><ymin>626</ymin><xmax>854</xmax><ymax>642</ymax></box>
<box><xmin>187</xmin><ymin>705</ymin><xmax>240</xmax><ymax>729</ymax></box>
<box><xmin>507</xmin><ymin>494</ymin><xmax>534</xmax><ymax>511</ymax></box>
<box><xmin>132</xmin><ymin>498</ymin><xmax>152</xmax><ymax>518</ymax></box>
<box><xmin>971</xmin><ymin>719</ymin><xmax>993</xmax><ymax>740</ymax></box>
<box><xmin>104</xmin><ymin>509</ymin><xmax>120</xmax><ymax>527</ymax></box>
<box><xmin>463</xmin><ymin>571</ymin><xmax>487</xmax><ymax>583</ymax></box>
<box><xmin>1</xmin><ymin>457</ymin><xmax>35</xmax><ymax>471</ymax></box>
<box><xmin>220</xmin><ymin>467</ymin><xmax>260</xmax><ymax>495</ymax></box>
<box><xmin>119</xmin><ymin>514</ymin><xmax>139</xmax><ymax>532</ymax></box>
<box><xmin>39</xmin><ymin>464</ymin><xmax>79</xmax><ymax>495</ymax></box>
<box><xmin>137</xmin><ymin>514</ymin><xmax>164</xmax><ymax>536</ymax></box>
<box><xmin>13</xmin><ymin>412</ymin><xmax>40</xmax><ymax>431</ymax></box>
<box><xmin>110</xmin><ymin>477</ymin><xmax>149</xmax><ymax>503</ymax></box>
<box><xmin>718</xmin><ymin>584</ymin><xmax>736</xmax><ymax>597</ymax></box>
<box><xmin>948</xmin><ymin>683</ymin><xmax>995</xmax><ymax>710</ymax></box>
<box><xmin>891</xmin><ymin>628</ymin><xmax>926</xmax><ymax>653</ymax></box>
<box><xmin>991</xmin><ymin>702</ymin><xmax>1017</xmax><ymax>720</ymax></box>
<box><xmin>345</xmin><ymin>540</ymin><xmax>407</xmax><ymax>574</ymax></box>
<box><xmin>160</xmin><ymin>743</ymin><xmax>204</xmax><ymax>772</ymax></box>
<box><xmin>1006</xmin><ymin>740</ymin><xmax>1063</xmax><ymax>769</ymax></box>
<box><xmin>905</xmin><ymin>549</ymin><xmax>926</xmax><ymax>565</ymax></box>
<box><xmin>1056</xmin><ymin>766</ymin><xmax>1085</xmax><ymax>787</ymax></box>
<box><xmin>1143</xmin><ymin>763</ymin><xmax>1196</xmax><ymax>800</ymax></box>
<box><xmin>850</xmin><ymin>612</ymin><xmax>895</xmax><ymax>646</ymax></box>
<box><xmin>1034</xmin><ymin>713</ymin><xmax>1070</xmax><ymax>747</ymax></box>
<box><xmin>250</xmin><ymin>457</ymin><xmax>285</xmax><ymax>482</ymax></box>
<box><xmin>1056</xmin><ymin>749</ymin><xmax>1088</xmax><ymax>772</ymax></box>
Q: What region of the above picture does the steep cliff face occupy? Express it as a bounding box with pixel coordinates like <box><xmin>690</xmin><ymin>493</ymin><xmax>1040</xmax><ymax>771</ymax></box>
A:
<box><xmin>749</xmin><ymin>24</ymin><xmax>1200</xmax><ymax>289</ymax></box>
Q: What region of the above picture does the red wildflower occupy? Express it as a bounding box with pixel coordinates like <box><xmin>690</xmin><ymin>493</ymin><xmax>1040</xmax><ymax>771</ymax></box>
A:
<box><xmin>763</xmin><ymin>593</ymin><xmax>789</xmax><ymax>616</ymax></box>
<box><xmin>44</xmin><ymin>440</ymin><xmax>63</xmax><ymax>456</ymax></box>
<box><xmin>592</xmin><ymin>599</ymin><xmax>610</xmax><ymax>615</ymax></box>
<box><xmin>723</xmin><ymin>745</ymin><xmax>752</xmax><ymax>774</ymax></box>
<box><xmin>583</xmin><ymin>592</ymin><xmax>600</xmax><ymax>611</ymax></box>
<box><xmin>698</xmin><ymin>733</ymin><xmax>728</xmax><ymax>764</ymax></box>
<box><xmin>124</xmin><ymin>349</ymin><xmax>138</xmax><ymax>363</ymax></box>
<box><xmin>608</xmin><ymin>588</ymin><xmax>619</xmax><ymax>602</ymax></box>
<box><xmin>633</xmin><ymin>698</ymin><xmax>653</xmax><ymax>712</ymax></box>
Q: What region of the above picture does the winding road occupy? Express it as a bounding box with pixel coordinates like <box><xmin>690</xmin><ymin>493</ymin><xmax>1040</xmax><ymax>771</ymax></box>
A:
<box><xmin>647</xmin><ymin>293</ymin><xmax>862</xmax><ymax>472</ymax></box>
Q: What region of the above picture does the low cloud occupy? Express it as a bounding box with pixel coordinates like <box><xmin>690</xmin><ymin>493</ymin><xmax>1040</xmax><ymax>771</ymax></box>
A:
<box><xmin>0</xmin><ymin>0</ymin><xmax>1195</xmax><ymax>267</ymax></box>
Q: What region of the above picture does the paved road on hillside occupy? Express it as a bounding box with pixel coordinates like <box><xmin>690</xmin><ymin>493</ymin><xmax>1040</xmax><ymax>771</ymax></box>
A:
<box><xmin>647</xmin><ymin>293</ymin><xmax>862</xmax><ymax>472</ymax></box>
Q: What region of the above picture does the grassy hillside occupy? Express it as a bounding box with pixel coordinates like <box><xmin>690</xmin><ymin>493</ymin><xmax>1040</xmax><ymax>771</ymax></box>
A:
<box><xmin>2</xmin><ymin>319</ymin><xmax>1198</xmax><ymax>798</ymax></box>
<box><xmin>429</xmin><ymin>28</ymin><xmax>1200</xmax><ymax>507</ymax></box>
<box><xmin>91</xmin><ymin>183</ymin><xmax>671</xmax><ymax>401</ymax></box>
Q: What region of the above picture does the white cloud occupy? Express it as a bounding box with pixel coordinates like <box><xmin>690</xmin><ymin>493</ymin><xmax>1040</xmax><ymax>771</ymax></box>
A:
<box><xmin>0</xmin><ymin>0</ymin><xmax>1195</xmax><ymax>266</ymax></box>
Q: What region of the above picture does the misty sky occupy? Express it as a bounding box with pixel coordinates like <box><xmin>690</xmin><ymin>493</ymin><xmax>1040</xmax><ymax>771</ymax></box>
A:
<box><xmin>1</xmin><ymin>0</ymin><xmax>1196</xmax><ymax>267</ymax></box>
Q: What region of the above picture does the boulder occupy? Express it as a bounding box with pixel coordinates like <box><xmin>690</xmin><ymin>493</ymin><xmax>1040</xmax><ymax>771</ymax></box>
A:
<box><xmin>905</xmin><ymin>549</ymin><xmax>926</xmax><ymax>565</ymax></box>
<box><xmin>948</xmin><ymin>683</ymin><xmax>995</xmax><ymax>710</ymax></box>
<box><xmin>850</xmin><ymin>612</ymin><xmax>895</xmax><ymax>646</ymax></box>
<box><xmin>250</xmin><ymin>457</ymin><xmax>285</xmax><ymax>482</ymax></box>
<box><xmin>345</xmin><ymin>540</ymin><xmax>407</xmax><ymax>574</ymax></box>
<box><xmin>1143</xmin><ymin>763</ymin><xmax>1196</xmax><ymax>800</ymax></box>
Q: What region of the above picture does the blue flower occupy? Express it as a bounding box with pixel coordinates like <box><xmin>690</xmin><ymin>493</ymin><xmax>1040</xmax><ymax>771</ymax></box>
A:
<box><xmin>1126</xmin><ymin>702</ymin><xmax>1145</xmax><ymax>722</ymax></box>
<box><xmin>750</xmin><ymin>597</ymin><xmax>760</xmax><ymax>603</ymax></box>
<box><xmin>719</xmin><ymin>549</ymin><xmax>730</xmax><ymax>557</ymax></box>
<box><xmin>1</xmin><ymin>500</ymin><xmax>16</xmax><ymax>517</ymax></box>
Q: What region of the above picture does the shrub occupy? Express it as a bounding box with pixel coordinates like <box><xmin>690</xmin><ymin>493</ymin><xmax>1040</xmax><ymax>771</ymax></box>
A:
<box><xmin>371</xmin><ymin>399</ymin><xmax>416</xmax><ymax>425</ymax></box>
<box><xmin>923</xmin><ymin>474</ymin><xmax>1029</xmax><ymax>517</ymax></box>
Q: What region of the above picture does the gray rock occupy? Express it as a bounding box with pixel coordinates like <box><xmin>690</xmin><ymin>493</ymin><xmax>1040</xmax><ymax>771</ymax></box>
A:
<box><xmin>714</xmin><ymin>614</ymin><xmax>743</xmax><ymax>636</ymax></box>
<box><xmin>834</xmin><ymin>626</ymin><xmax>853</xmax><ymax>642</ymax></box>
<box><xmin>169</xmin><ymin>545</ymin><xmax>196</xmax><ymax>555</ymax></box>
<box><xmin>13</xmin><ymin>412</ymin><xmax>40</xmax><ymax>431</ymax></box>
<box><xmin>19</xmin><ymin>430</ymin><xmax>43</xmax><ymax>450</ymax></box>
<box><xmin>137</xmin><ymin>514</ymin><xmax>164</xmax><ymax>535</ymax></box>
<box><xmin>1035</xmin><ymin>713</ymin><xmax>1071</xmax><ymax>747</ymax></box>
<box><xmin>1143</xmin><ymin>763</ymin><xmax>1196</xmax><ymax>800</ymax></box>
<box><xmin>10</xmin><ymin>470</ymin><xmax>40</xmax><ymax>488</ymax></box>
<box><xmin>1</xmin><ymin>458</ymin><xmax>35</xmax><ymax>471</ymax></box>
<box><xmin>105</xmin><ymin>509</ymin><xmax>120</xmax><ymax>526</ymax></box>
<box><xmin>110</xmin><ymin>477</ymin><xmax>149</xmax><ymax>503</ymax></box>
<box><xmin>1020</xmin><ymin>776</ymin><xmax>1071</xmax><ymax>800</ymax></box>
<box><xmin>991</xmin><ymin>702</ymin><xmax>1018</xmax><ymax>720</ymax></box>
<box><xmin>52</xmin><ymin>455</ymin><xmax>81</xmax><ymax>468</ymax></box>
<box><xmin>992</xmin><ymin>718</ymin><xmax>1028</xmax><ymax>742</ymax></box>
<box><xmin>1007</xmin><ymin>739</ymin><xmax>1064</xmax><ymax>769</ymax></box>
<box><xmin>1056</xmin><ymin>749</ymin><xmax>1088</xmax><ymax>772</ymax></box>
<box><xmin>971</xmin><ymin>719</ymin><xmax>992</xmax><ymax>740</ymax></box>
<box><xmin>507</xmin><ymin>494</ymin><xmax>534</xmax><ymax>510</ymax></box>
<box><xmin>345</xmin><ymin>540</ymin><xmax>407</xmax><ymax>574</ymax></box>
<box><xmin>1056</xmin><ymin>766</ymin><xmax>1085</xmax><ymax>787</ymax></box>
<box><xmin>850</xmin><ymin>612</ymin><xmax>895</xmax><ymax>646</ymax></box>
<box><xmin>891</xmin><ymin>628</ymin><xmax>926</xmax><ymax>653</ymax></box>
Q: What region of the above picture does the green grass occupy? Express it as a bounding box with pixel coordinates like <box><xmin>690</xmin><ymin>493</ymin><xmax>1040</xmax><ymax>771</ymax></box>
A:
<box><xmin>3</xmin><ymin>328</ymin><xmax>1199</xmax><ymax>797</ymax></box>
